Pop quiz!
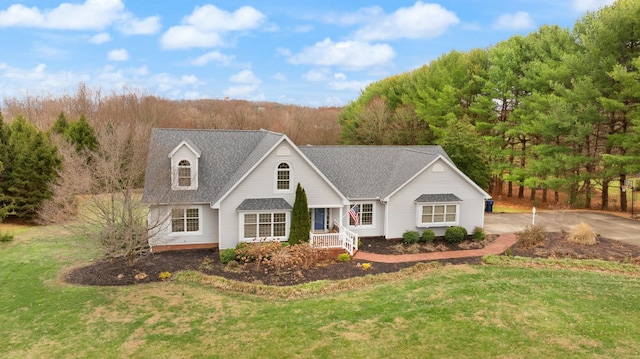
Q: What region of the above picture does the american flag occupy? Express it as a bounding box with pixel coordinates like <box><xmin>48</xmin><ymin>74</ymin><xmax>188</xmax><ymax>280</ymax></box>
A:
<box><xmin>348</xmin><ymin>205</ymin><xmax>359</xmax><ymax>226</ymax></box>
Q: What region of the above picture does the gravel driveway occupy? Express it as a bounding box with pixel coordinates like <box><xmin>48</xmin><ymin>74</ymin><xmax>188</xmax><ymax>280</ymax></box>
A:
<box><xmin>484</xmin><ymin>211</ymin><xmax>640</xmax><ymax>247</ymax></box>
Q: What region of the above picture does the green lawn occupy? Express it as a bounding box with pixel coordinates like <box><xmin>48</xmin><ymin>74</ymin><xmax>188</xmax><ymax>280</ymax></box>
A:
<box><xmin>2</xmin><ymin>224</ymin><xmax>640</xmax><ymax>358</ymax></box>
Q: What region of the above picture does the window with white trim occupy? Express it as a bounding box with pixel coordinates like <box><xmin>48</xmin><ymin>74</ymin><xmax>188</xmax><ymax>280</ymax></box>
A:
<box><xmin>178</xmin><ymin>160</ymin><xmax>191</xmax><ymax>187</ymax></box>
<box><xmin>171</xmin><ymin>207</ymin><xmax>200</xmax><ymax>233</ymax></box>
<box><xmin>243</xmin><ymin>212</ymin><xmax>287</xmax><ymax>239</ymax></box>
<box><xmin>276</xmin><ymin>162</ymin><xmax>290</xmax><ymax>191</ymax></box>
<box><xmin>349</xmin><ymin>203</ymin><xmax>374</xmax><ymax>226</ymax></box>
<box><xmin>418</xmin><ymin>204</ymin><xmax>459</xmax><ymax>227</ymax></box>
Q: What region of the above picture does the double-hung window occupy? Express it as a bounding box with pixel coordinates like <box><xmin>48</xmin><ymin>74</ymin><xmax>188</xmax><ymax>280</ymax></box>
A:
<box><xmin>415</xmin><ymin>194</ymin><xmax>461</xmax><ymax>227</ymax></box>
<box><xmin>178</xmin><ymin>160</ymin><xmax>191</xmax><ymax>187</ymax></box>
<box><xmin>243</xmin><ymin>212</ymin><xmax>287</xmax><ymax>240</ymax></box>
<box><xmin>276</xmin><ymin>163</ymin><xmax>290</xmax><ymax>191</ymax></box>
<box><xmin>417</xmin><ymin>204</ymin><xmax>459</xmax><ymax>227</ymax></box>
<box><xmin>171</xmin><ymin>207</ymin><xmax>200</xmax><ymax>233</ymax></box>
<box><xmin>348</xmin><ymin>203</ymin><xmax>374</xmax><ymax>226</ymax></box>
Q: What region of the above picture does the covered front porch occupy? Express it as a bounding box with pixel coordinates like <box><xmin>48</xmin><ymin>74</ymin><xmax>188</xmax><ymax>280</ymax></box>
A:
<box><xmin>309</xmin><ymin>220</ymin><xmax>359</xmax><ymax>255</ymax></box>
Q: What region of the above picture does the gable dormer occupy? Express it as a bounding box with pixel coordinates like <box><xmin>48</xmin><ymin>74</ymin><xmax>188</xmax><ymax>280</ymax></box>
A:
<box><xmin>169</xmin><ymin>141</ymin><xmax>201</xmax><ymax>190</ymax></box>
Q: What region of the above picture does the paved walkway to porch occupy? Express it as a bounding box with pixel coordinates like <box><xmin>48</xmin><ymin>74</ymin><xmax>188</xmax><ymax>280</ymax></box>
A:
<box><xmin>352</xmin><ymin>233</ymin><xmax>517</xmax><ymax>263</ymax></box>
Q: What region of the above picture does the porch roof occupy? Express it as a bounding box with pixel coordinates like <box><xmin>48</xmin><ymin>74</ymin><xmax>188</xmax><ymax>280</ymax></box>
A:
<box><xmin>236</xmin><ymin>198</ymin><xmax>293</xmax><ymax>211</ymax></box>
<box><xmin>414</xmin><ymin>193</ymin><xmax>462</xmax><ymax>203</ymax></box>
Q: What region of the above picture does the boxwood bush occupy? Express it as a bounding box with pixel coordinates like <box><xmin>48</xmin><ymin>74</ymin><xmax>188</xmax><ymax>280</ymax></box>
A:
<box><xmin>403</xmin><ymin>230</ymin><xmax>420</xmax><ymax>244</ymax></box>
<box><xmin>472</xmin><ymin>226</ymin><xmax>485</xmax><ymax>242</ymax></box>
<box><xmin>421</xmin><ymin>229</ymin><xmax>435</xmax><ymax>243</ymax></box>
<box><xmin>444</xmin><ymin>226</ymin><xmax>467</xmax><ymax>244</ymax></box>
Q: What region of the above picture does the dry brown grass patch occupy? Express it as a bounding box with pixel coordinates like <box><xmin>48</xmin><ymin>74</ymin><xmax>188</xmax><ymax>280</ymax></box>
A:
<box><xmin>566</xmin><ymin>222</ymin><xmax>597</xmax><ymax>246</ymax></box>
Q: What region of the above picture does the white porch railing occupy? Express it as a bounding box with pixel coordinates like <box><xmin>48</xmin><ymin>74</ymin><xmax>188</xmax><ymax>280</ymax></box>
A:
<box><xmin>309</xmin><ymin>220</ymin><xmax>359</xmax><ymax>255</ymax></box>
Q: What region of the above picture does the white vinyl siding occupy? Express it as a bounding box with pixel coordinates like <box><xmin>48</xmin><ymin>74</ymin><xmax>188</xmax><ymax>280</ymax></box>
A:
<box><xmin>385</xmin><ymin>158</ymin><xmax>487</xmax><ymax>238</ymax></box>
<box><xmin>170</xmin><ymin>145</ymin><xmax>198</xmax><ymax>190</ymax></box>
<box><xmin>218</xmin><ymin>141</ymin><xmax>344</xmax><ymax>249</ymax></box>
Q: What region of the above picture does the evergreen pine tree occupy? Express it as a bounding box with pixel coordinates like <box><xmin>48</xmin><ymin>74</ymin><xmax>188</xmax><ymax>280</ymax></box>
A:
<box><xmin>3</xmin><ymin>116</ymin><xmax>61</xmax><ymax>220</ymax></box>
<box><xmin>288</xmin><ymin>183</ymin><xmax>310</xmax><ymax>245</ymax></box>
<box><xmin>51</xmin><ymin>111</ymin><xmax>69</xmax><ymax>135</ymax></box>
<box><xmin>0</xmin><ymin>111</ymin><xmax>10</xmax><ymax>220</ymax></box>
<box><xmin>65</xmin><ymin>114</ymin><xmax>99</xmax><ymax>152</ymax></box>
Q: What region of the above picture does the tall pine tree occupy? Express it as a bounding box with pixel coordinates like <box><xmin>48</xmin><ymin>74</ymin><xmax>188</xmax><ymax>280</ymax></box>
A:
<box><xmin>1</xmin><ymin>116</ymin><xmax>61</xmax><ymax>220</ymax></box>
<box><xmin>288</xmin><ymin>183</ymin><xmax>310</xmax><ymax>245</ymax></box>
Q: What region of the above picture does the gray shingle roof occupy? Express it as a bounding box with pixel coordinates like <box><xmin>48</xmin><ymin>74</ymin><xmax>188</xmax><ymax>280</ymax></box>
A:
<box><xmin>236</xmin><ymin>198</ymin><xmax>292</xmax><ymax>211</ymax></box>
<box><xmin>143</xmin><ymin>129</ymin><xmax>458</xmax><ymax>205</ymax></box>
<box><xmin>415</xmin><ymin>193</ymin><xmax>462</xmax><ymax>203</ymax></box>
<box><xmin>143</xmin><ymin>128</ymin><xmax>283</xmax><ymax>204</ymax></box>
<box><xmin>299</xmin><ymin>146</ymin><xmax>452</xmax><ymax>199</ymax></box>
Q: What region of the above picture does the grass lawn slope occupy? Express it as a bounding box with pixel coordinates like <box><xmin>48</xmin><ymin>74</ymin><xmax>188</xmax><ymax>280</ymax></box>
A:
<box><xmin>1</xmin><ymin>224</ymin><xmax>640</xmax><ymax>358</ymax></box>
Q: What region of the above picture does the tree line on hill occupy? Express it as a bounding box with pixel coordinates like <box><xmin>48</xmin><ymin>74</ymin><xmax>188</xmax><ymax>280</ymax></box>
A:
<box><xmin>0</xmin><ymin>86</ymin><xmax>342</xmax><ymax>224</ymax></box>
<box><xmin>339</xmin><ymin>0</ymin><xmax>640</xmax><ymax>211</ymax></box>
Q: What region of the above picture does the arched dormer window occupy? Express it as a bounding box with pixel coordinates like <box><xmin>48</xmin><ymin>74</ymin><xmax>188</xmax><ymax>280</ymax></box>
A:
<box><xmin>178</xmin><ymin>160</ymin><xmax>191</xmax><ymax>187</ymax></box>
<box><xmin>276</xmin><ymin>162</ymin><xmax>290</xmax><ymax>191</ymax></box>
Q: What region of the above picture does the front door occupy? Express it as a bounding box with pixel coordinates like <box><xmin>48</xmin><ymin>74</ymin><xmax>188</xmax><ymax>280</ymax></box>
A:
<box><xmin>313</xmin><ymin>208</ymin><xmax>325</xmax><ymax>231</ymax></box>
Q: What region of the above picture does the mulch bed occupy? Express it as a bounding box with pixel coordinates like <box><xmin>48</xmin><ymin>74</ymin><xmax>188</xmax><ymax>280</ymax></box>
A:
<box><xmin>64</xmin><ymin>234</ymin><xmax>640</xmax><ymax>287</ymax></box>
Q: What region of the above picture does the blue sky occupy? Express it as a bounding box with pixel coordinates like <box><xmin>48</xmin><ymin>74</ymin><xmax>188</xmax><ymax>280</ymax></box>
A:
<box><xmin>0</xmin><ymin>0</ymin><xmax>615</xmax><ymax>107</ymax></box>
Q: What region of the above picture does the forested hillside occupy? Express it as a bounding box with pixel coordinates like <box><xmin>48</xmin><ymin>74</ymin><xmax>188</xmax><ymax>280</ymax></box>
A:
<box><xmin>339</xmin><ymin>0</ymin><xmax>640</xmax><ymax>211</ymax></box>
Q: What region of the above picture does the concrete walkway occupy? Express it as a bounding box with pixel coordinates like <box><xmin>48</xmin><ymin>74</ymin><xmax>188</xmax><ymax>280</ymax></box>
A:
<box><xmin>353</xmin><ymin>233</ymin><xmax>517</xmax><ymax>263</ymax></box>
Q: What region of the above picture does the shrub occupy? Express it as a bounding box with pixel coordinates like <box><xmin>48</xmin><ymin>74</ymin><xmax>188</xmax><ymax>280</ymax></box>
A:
<box><xmin>403</xmin><ymin>230</ymin><xmax>420</xmax><ymax>244</ymax></box>
<box><xmin>220</xmin><ymin>248</ymin><xmax>237</xmax><ymax>264</ymax></box>
<box><xmin>444</xmin><ymin>226</ymin><xmax>467</xmax><ymax>244</ymax></box>
<box><xmin>517</xmin><ymin>224</ymin><xmax>546</xmax><ymax>248</ymax></box>
<box><xmin>472</xmin><ymin>227</ymin><xmax>485</xmax><ymax>242</ymax></box>
<box><xmin>0</xmin><ymin>231</ymin><xmax>14</xmax><ymax>243</ymax></box>
<box><xmin>361</xmin><ymin>262</ymin><xmax>371</xmax><ymax>270</ymax></box>
<box><xmin>567</xmin><ymin>222</ymin><xmax>597</xmax><ymax>246</ymax></box>
<box><xmin>421</xmin><ymin>229</ymin><xmax>435</xmax><ymax>243</ymax></box>
<box><xmin>337</xmin><ymin>253</ymin><xmax>351</xmax><ymax>262</ymax></box>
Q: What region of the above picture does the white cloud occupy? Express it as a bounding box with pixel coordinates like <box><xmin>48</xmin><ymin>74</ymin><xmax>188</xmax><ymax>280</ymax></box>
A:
<box><xmin>181</xmin><ymin>75</ymin><xmax>198</xmax><ymax>85</ymax></box>
<box><xmin>492</xmin><ymin>11</ymin><xmax>535</xmax><ymax>30</ymax></box>
<box><xmin>230</xmin><ymin>70</ymin><xmax>261</xmax><ymax>84</ymax></box>
<box><xmin>302</xmin><ymin>68</ymin><xmax>331</xmax><ymax>82</ymax></box>
<box><xmin>334</xmin><ymin>73</ymin><xmax>347</xmax><ymax>81</ymax></box>
<box><xmin>225</xmin><ymin>84</ymin><xmax>259</xmax><ymax>97</ymax></box>
<box><xmin>0</xmin><ymin>0</ymin><xmax>124</xmax><ymax>30</ymax></box>
<box><xmin>276</xmin><ymin>47</ymin><xmax>292</xmax><ymax>57</ymax></box>
<box><xmin>272</xmin><ymin>72</ymin><xmax>287</xmax><ymax>81</ymax></box>
<box><xmin>108</xmin><ymin>48</ymin><xmax>129</xmax><ymax>61</ymax></box>
<box><xmin>289</xmin><ymin>38</ymin><xmax>395</xmax><ymax>70</ymax></box>
<box><xmin>0</xmin><ymin>62</ymin><xmax>206</xmax><ymax>101</ymax></box>
<box><xmin>294</xmin><ymin>25</ymin><xmax>313</xmax><ymax>33</ymax></box>
<box><xmin>322</xmin><ymin>6</ymin><xmax>382</xmax><ymax>26</ymax></box>
<box><xmin>118</xmin><ymin>15</ymin><xmax>161</xmax><ymax>35</ymax></box>
<box><xmin>191</xmin><ymin>51</ymin><xmax>235</xmax><ymax>66</ymax></box>
<box><xmin>161</xmin><ymin>5</ymin><xmax>265</xmax><ymax>49</ymax></box>
<box><xmin>572</xmin><ymin>0</ymin><xmax>616</xmax><ymax>12</ymax></box>
<box><xmin>161</xmin><ymin>25</ymin><xmax>223</xmax><ymax>49</ymax></box>
<box><xmin>328</xmin><ymin>80</ymin><xmax>370</xmax><ymax>92</ymax></box>
<box><xmin>352</xmin><ymin>2</ymin><xmax>459</xmax><ymax>41</ymax></box>
<box><xmin>0</xmin><ymin>0</ymin><xmax>159</xmax><ymax>37</ymax></box>
<box><xmin>89</xmin><ymin>32</ymin><xmax>111</xmax><ymax>44</ymax></box>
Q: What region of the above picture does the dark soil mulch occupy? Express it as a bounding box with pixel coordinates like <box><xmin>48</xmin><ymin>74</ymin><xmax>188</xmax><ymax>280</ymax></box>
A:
<box><xmin>64</xmin><ymin>233</ymin><xmax>640</xmax><ymax>287</ymax></box>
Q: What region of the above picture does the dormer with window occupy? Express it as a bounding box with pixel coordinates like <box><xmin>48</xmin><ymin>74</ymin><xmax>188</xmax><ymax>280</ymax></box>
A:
<box><xmin>169</xmin><ymin>141</ymin><xmax>201</xmax><ymax>190</ymax></box>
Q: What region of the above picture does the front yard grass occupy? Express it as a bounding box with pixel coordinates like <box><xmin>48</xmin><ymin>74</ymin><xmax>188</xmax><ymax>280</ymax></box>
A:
<box><xmin>2</xmin><ymin>225</ymin><xmax>640</xmax><ymax>358</ymax></box>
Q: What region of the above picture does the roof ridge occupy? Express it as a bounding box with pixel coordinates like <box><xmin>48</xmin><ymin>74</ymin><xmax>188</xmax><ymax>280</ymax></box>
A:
<box><xmin>152</xmin><ymin>128</ymin><xmax>283</xmax><ymax>134</ymax></box>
